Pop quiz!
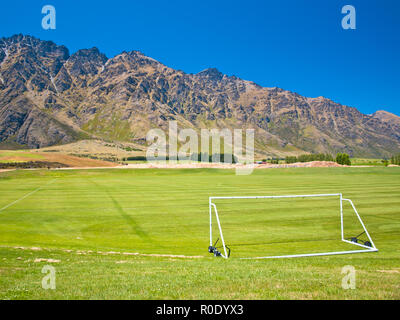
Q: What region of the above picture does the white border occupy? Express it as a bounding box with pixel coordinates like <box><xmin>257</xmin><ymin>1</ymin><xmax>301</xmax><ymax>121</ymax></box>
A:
<box><xmin>209</xmin><ymin>193</ymin><xmax>378</xmax><ymax>259</ymax></box>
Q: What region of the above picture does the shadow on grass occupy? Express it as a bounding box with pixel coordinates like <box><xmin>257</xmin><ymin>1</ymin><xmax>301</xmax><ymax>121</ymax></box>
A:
<box><xmin>87</xmin><ymin>178</ymin><xmax>157</xmax><ymax>245</ymax></box>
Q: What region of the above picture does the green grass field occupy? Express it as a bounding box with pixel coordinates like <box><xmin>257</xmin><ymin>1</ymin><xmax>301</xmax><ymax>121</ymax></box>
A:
<box><xmin>0</xmin><ymin>167</ymin><xmax>399</xmax><ymax>299</ymax></box>
<box><xmin>350</xmin><ymin>158</ymin><xmax>387</xmax><ymax>166</ymax></box>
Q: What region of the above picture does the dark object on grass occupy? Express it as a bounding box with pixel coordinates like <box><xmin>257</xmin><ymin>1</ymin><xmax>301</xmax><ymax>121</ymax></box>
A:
<box><xmin>348</xmin><ymin>231</ymin><xmax>372</xmax><ymax>247</ymax></box>
<box><xmin>208</xmin><ymin>238</ymin><xmax>231</xmax><ymax>258</ymax></box>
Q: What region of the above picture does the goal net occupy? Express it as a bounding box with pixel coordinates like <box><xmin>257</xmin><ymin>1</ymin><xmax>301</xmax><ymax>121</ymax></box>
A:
<box><xmin>208</xmin><ymin>194</ymin><xmax>377</xmax><ymax>259</ymax></box>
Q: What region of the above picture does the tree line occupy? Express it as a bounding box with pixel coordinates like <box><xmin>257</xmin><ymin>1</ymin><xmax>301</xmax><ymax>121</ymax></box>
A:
<box><xmin>285</xmin><ymin>153</ymin><xmax>351</xmax><ymax>165</ymax></box>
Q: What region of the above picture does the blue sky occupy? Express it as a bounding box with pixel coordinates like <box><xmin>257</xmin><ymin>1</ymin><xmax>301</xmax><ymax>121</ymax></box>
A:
<box><xmin>1</xmin><ymin>0</ymin><xmax>399</xmax><ymax>115</ymax></box>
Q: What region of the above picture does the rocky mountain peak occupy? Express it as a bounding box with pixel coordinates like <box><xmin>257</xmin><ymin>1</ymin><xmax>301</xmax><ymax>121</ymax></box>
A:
<box><xmin>196</xmin><ymin>68</ymin><xmax>224</xmax><ymax>81</ymax></box>
<box><xmin>65</xmin><ymin>47</ymin><xmax>108</xmax><ymax>77</ymax></box>
<box><xmin>72</xmin><ymin>47</ymin><xmax>107</xmax><ymax>60</ymax></box>
<box><xmin>0</xmin><ymin>34</ymin><xmax>69</xmax><ymax>61</ymax></box>
<box><xmin>371</xmin><ymin>110</ymin><xmax>400</xmax><ymax>126</ymax></box>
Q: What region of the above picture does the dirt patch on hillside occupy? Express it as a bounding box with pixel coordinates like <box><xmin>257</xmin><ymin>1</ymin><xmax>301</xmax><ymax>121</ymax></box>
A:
<box><xmin>0</xmin><ymin>150</ymin><xmax>117</xmax><ymax>168</ymax></box>
<box><xmin>37</xmin><ymin>139</ymin><xmax>145</xmax><ymax>160</ymax></box>
<box><xmin>36</xmin><ymin>153</ymin><xmax>117</xmax><ymax>168</ymax></box>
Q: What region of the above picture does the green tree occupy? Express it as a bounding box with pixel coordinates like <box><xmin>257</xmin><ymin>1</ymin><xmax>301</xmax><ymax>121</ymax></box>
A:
<box><xmin>292</xmin><ymin>153</ymin><xmax>334</xmax><ymax>163</ymax></box>
<box><xmin>285</xmin><ymin>156</ymin><xmax>297</xmax><ymax>164</ymax></box>
<box><xmin>390</xmin><ymin>154</ymin><xmax>400</xmax><ymax>165</ymax></box>
<box><xmin>336</xmin><ymin>153</ymin><xmax>351</xmax><ymax>165</ymax></box>
<box><xmin>382</xmin><ymin>159</ymin><xmax>389</xmax><ymax>167</ymax></box>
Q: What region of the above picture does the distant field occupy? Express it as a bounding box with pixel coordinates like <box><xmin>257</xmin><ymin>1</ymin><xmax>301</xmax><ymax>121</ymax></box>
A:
<box><xmin>0</xmin><ymin>151</ymin><xmax>45</xmax><ymax>163</ymax></box>
<box><xmin>350</xmin><ymin>158</ymin><xmax>387</xmax><ymax>166</ymax></box>
<box><xmin>0</xmin><ymin>167</ymin><xmax>399</xmax><ymax>299</ymax></box>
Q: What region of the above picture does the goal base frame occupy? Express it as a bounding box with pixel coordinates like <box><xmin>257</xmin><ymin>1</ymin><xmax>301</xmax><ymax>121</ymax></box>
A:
<box><xmin>209</xmin><ymin>193</ymin><xmax>378</xmax><ymax>259</ymax></box>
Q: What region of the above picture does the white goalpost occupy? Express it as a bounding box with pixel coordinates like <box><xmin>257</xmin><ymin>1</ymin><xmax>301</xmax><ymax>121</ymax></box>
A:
<box><xmin>208</xmin><ymin>193</ymin><xmax>378</xmax><ymax>259</ymax></box>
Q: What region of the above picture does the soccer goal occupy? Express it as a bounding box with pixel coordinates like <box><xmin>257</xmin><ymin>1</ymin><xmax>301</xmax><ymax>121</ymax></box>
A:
<box><xmin>208</xmin><ymin>193</ymin><xmax>378</xmax><ymax>259</ymax></box>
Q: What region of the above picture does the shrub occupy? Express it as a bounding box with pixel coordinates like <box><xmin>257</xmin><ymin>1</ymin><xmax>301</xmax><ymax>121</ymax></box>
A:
<box><xmin>285</xmin><ymin>156</ymin><xmax>297</xmax><ymax>164</ymax></box>
<box><xmin>335</xmin><ymin>153</ymin><xmax>351</xmax><ymax>166</ymax></box>
<box><xmin>125</xmin><ymin>156</ymin><xmax>147</xmax><ymax>161</ymax></box>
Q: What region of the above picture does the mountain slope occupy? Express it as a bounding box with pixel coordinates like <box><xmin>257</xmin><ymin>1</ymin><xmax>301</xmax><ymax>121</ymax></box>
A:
<box><xmin>371</xmin><ymin>110</ymin><xmax>400</xmax><ymax>127</ymax></box>
<box><xmin>0</xmin><ymin>34</ymin><xmax>399</xmax><ymax>157</ymax></box>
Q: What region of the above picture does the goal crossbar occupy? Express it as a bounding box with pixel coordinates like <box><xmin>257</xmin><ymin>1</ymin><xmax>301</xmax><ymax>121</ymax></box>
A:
<box><xmin>209</xmin><ymin>193</ymin><xmax>378</xmax><ymax>259</ymax></box>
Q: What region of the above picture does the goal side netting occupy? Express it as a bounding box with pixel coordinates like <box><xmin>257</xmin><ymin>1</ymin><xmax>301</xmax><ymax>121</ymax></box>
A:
<box><xmin>208</xmin><ymin>193</ymin><xmax>377</xmax><ymax>259</ymax></box>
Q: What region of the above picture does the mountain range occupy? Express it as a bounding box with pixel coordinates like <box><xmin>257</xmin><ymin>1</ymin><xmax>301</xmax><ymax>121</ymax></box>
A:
<box><xmin>1</xmin><ymin>34</ymin><xmax>399</xmax><ymax>158</ymax></box>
